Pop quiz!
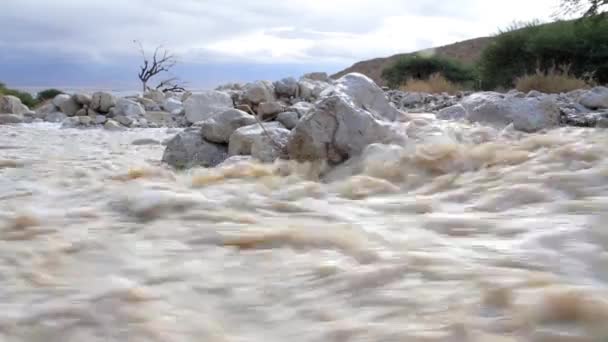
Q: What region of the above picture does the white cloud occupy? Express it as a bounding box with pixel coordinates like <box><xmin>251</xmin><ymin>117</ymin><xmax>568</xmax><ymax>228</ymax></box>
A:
<box><xmin>0</xmin><ymin>0</ymin><xmax>560</xmax><ymax>66</ymax></box>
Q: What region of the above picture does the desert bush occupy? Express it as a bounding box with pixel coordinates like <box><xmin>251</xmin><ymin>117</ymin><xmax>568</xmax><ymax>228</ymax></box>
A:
<box><xmin>35</xmin><ymin>89</ymin><xmax>63</xmax><ymax>103</ymax></box>
<box><xmin>0</xmin><ymin>83</ymin><xmax>37</xmax><ymax>108</ymax></box>
<box><xmin>399</xmin><ymin>73</ymin><xmax>462</xmax><ymax>94</ymax></box>
<box><xmin>382</xmin><ymin>55</ymin><xmax>475</xmax><ymax>89</ymax></box>
<box><xmin>515</xmin><ymin>65</ymin><xmax>593</xmax><ymax>93</ymax></box>
<box><xmin>479</xmin><ymin>18</ymin><xmax>608</xmax><ymax>89</ymax></box>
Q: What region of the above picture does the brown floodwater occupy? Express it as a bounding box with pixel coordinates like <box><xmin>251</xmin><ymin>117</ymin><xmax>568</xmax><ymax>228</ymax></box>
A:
<box><xmin>1</xmin><ymin>120</ymin><xmax>608</xmax><ymax>342</ymax></box>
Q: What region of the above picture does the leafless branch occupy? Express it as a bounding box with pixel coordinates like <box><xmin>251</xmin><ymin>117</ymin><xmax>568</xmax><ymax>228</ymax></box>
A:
<box><xmin>133</xmin><ymin>40</ymin><xmax>179</xmax><ymax>93</ymax></box>
<box><xmin>155</xmin><ymin>77</ymin><xmax>188</xmax><ymax>93</ymax></box>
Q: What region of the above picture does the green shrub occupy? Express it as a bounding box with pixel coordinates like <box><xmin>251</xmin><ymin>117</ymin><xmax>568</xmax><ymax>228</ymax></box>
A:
<box><xmin>381</xmin><ymin>55</ymin><xmax>476</xmax><ymax>89</ymax></box>
<box><xmin>36</xmin><ymin>89</ymin><xmax>63</xmax><ymax>103</ymax></box>
<box><xmin>0</xmin><ymin>83</ymin><xmax>37</xmax><ymax>108</ymax></box>
<box><xmin>479</xmin><ymin>18</ymin><xmax>608</xmax><ymax>89</ymax></box>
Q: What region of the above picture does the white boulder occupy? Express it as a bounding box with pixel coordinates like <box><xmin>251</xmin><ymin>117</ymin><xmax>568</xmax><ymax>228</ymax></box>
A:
<box><xmin>274</xmin><ymin>77</ymin><xmax>299</xmax><ymax>98</ymax></box>
<box><xmin>91</xmin><ymin>92</ymin><xmax>116</xmax><ymax>113</ymax></box>
<box><xmin>276</xmin><ymin>111</ymin><xmax>299</xmax><ymax>129</ymax></box>
<box><xmin>287</xmin><ymin>95</ymin><xmax>401</xmax><ymax>164</ymax></box>
<box><xmin>144</xmin><ymin>89</ymin><xmax>166</xmax><ymax>104</ymax></box>
<box><xmin>437</xmin><ymin>104</ymin><xmax>467</xmax><ymax>120</ymax></box>
<box><xmin>163</xmin><ymin>97</ymin><xmax>183</xmax><ymax>113</ymax></box>
<box><xmin>183</xmin><ymin>91</ymin><xmax>233</xmax><ymax>124</ymax></box>
<box><xmin>229</xmin><ymin>122</ymin><xmax>286</xmax><ymax>156</ymax></box>
<box><xmin>331</xmin><ymin>73</ymin><xmax>400</xmax><ymax>121</ymax></box>
<box><xmin>73</xmin><ymin>93</ymin><xmax>92</xmax><ymax>106</ymax></box>
<box><xmin>243</xmin><ymin>81</ymin><xmax>275</xmax><ymax>104</ymax></box>
<box><xmin>460</xmin><ymin>92</ymin><xmax>560</xmax><ymax>132</ymax></box>
<box><xmin>162</xmin><ymin>129</ymin><xmax>228</xmax><ymax>169</ymax></box>
<box><xmin>0</xmin><ymin>114</ymin><xmax>24</xmax><ymax>124</ymax></box>
<box><xmin>114</xmin><ymin>98</ymin><xmax>146</xmax><ymax>117</ymax></box>
<box><xmin>579</xmin><ymin>87</ymin><xmax>608</xmax><ymax>109</ymax></box>
<box><xmin>251</xmin><ymin>126</ymin><xmax>290</xmax><ymax>163</ymax></box>
<box><xmin>0</xmin><ymin>95</ymin><xmax>29</xmax><ymax>115</ymax></box>
<box><xmin>256</xmin><ymin>101</ymin><xmax>285</xmax><ymax>120</ymax></box>
<box><xmin>200</xmin><ymin>109</ymin><xmax>257</xmax><ymax>143</ymax></box>
<box><xmin>288</xmin><ymin>102</ymin><xmax>314</xmax><ymax>117</ymax></box>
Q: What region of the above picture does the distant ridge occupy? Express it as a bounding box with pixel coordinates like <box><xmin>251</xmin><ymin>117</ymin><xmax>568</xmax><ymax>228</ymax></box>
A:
<box><xmin>332</xmin><ymin>36</ymin><xmax>493</xmax><ymax>86</ymax></box>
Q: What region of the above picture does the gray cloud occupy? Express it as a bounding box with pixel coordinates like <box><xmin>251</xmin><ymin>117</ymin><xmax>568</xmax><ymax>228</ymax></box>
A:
<box><xmin>0</xmin><ymin>0</ymin><xmax>559</xmax><ymax>86</ymax></box>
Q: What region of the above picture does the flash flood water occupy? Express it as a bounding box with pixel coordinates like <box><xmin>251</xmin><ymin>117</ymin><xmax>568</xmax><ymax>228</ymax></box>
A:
<box><xmin>1</xmin><ymin>120</ymin><xmax>608</xmax><ymax>342</ymax></box>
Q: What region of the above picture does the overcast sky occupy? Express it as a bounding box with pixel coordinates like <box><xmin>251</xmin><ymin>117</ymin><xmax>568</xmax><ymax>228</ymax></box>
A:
<box><xmin>0</xmin><ymin>0</ymin><xmax>560</xmax><ymax>89</ymax></box>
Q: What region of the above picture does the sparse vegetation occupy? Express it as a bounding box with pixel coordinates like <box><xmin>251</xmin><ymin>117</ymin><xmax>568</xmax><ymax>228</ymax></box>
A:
<box><xmin>399</xmin><ymin>73</ymin><xmax>462</xmax><ymax>94</ymax></box>
<box><xmin>0</xmin><ymin>82</ymin><xmax>37</xmax><ymax>108</ymax></box>
<box><xmin>35</xmin><ymin>89</ymin><xmax>63</xmax><ymax>103</ymax></box>
<box><xmin>478</xmin><ymin>18</ymin><xmax>608</xmax><ymax>89</ymax></box>
<box><xmin>381</xmin><ymin>55</ymin><xmax>475</xmax><ymax>89</ymax></box>
<box><xmin>515</xmin><ymin>65</ymin><xmax>593</xmax><ymax>93</ymax></box>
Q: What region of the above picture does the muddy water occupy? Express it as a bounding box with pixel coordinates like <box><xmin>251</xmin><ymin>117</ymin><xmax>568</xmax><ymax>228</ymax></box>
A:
<box><xmin>1</xmin><ymin>121</ymin><xmax>608</xmax><ymax>342</ymax></box>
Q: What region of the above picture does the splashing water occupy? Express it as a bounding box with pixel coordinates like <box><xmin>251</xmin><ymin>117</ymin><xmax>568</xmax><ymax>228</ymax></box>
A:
<box><xmin>1</xmin><ymin>119</ymin><xmax>608</xmax><ymax>341</ymax></box>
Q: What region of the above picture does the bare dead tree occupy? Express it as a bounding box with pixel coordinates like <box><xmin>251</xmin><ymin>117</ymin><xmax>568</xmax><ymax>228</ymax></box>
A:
<box><xmin>155</xmin><ymin>77</ymin><xmax>188</xmax><ymax>93</ymax></box>
<box><xmin>134</xmin><ymin>40</ymin><xmax>179</xmax><ymax>93</ymax></box>
<box><xmin>558</xmin><ymin>0</ymin><xmax>608</xmax><ymax>17</ymax></box>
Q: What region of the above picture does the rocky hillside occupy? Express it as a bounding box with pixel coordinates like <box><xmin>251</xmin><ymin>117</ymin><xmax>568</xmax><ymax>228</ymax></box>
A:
<box><xmin>332</xmin><ymin>36</ymin><xmax>493</xmax><ymax>86</ymax></box>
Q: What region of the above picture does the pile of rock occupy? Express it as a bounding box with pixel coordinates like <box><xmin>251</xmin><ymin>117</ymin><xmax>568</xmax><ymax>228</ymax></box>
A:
<box><xmin>162</xmin><ymin>72</ymin><xmax>405</xmax><ymax>168</ymax></box>
<box><xmin>0</xmin><ymin>89</ymin><xmax>188</xmax><ymax>129</ymax></box>
<box><xmin>388</xmin><ymin>86</ymin><xmax>608</xmax><ymax>130</ymax></box>
<box><xmin>161</xmin><ymin>74</ymin><xmax>608</xmax><ymax>171</ymax></box>
<box><xmin>0</xmin><ymin>95</ymin><xmax>36</xmax><ymax>124</ymax></box>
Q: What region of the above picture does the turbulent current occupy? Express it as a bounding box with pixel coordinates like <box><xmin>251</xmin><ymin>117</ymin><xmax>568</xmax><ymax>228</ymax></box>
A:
<box><xmin>1</xmin><ymin>120</ymin><xmax>608</xmax><ymax>342</ymax></box>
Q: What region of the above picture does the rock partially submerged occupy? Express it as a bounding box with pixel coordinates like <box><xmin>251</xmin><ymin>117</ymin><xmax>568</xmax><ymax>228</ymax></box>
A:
<box><xmin>458</xmin><ymin>92</ymin><xmax>560</xmax><ymax>132</ymax></box>
<box><xmin>162</xmin><ymin>129</ymin><xmax>228</xmax><ymax>169</ymax></box>
<box><xmin>201</xmin><ymin>109</ymin><xmax>257</xmax><ymax>144</ymax></box>
<box><xmin>579</xmin><ymin>87</ymin><xmax>608</xmax><ymax>109</ymax></box>
<box><xmin>287</xmin><ymin>95</ymin><xmax>399</xmax><ymax>164</ymax></box>
<box><xmin>0</xmin><ymin>96</ymin><xmax>29</xmax><ymax>115</ymax></box>
<box><xmin>229</xmin><ymin>122</ymin><xmax>286</xmax><ymax>156</ymax></box>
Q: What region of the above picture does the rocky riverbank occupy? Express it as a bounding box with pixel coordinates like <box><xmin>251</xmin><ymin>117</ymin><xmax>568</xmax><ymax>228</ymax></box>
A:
<box><xmin>3</xmin><ymin>73</ymin><xmax>608</xmax><ymax>171</ymax></box>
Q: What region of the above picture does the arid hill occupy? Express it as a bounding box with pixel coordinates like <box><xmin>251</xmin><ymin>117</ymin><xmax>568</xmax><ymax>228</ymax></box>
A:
<box><xmin>332</xmin><ymin>36</ymin><xmax>493</xmax><ymax>86</ymax></box>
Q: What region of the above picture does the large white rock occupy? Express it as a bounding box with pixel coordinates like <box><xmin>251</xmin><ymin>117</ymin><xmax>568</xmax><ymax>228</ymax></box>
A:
<box><xmin>276</xmin><ymin>111</ymin><xmax>299</xmax><ymax>129</ymax></box>
<box><xmin>184</xmin><ymin>91</ymin><xmax>233</xmax><ymax>124</ymax></box>
<box><xmin>288</xmin><ymin>102</ymin><xmax>314</xmax><ymax>117</ymax></box>
<box><xmin>287</xmin><ymin>95</ymin><xmax>401</xmax><ymax>164</ymax></box>
<box><xmin>114</xmin><ymin>98</ymin><xmax>146</xmax><ymax>117</ymax></box>
<box><xmin>256</xmin><ymin>101</ymin><xmax>285</xmax><ymax>120</ymax></box>
<box><xmin>274</xmin><ymin>77</ymin><xmax>299</xmax><ymax>98</ymax></box>
<box><xmin>229</xmin><ymin>122</ymin><xmax>286</xmax><ymax>156</ymax></box>
<box><xmin>201</xmin><ymin>109</ymin><xmax>257</xmax><ymax>143</ymax></box>
<box><xmin>460</xmin><ymin>92</ymin><xmax>560</xmax><ymax>132</ymax></box>
<box><xmin>36</xmin><ymin>102</ymin><xmax>58</xmax><ymax>117</ymax></box>
<box><xmin>52</xmin><ymin>94</ymin><xmax>70</xmax><ymax>108</ymax></box>
<box><xmin>162</xmin><ymin>129</ymin><xmax>228</xmax><ymax>169</ymax></box>
<box><xmin>251</xmin><ymin>126</ymin><xmax>290</xmax><ymax>163</ymax></box>
<box><xmin>73</xmin><ymin>93</ymin><xmax>92</xmax><ymax>106</ymax></box>
<box><xmin>242</xmin><ymin>81</ymin><xmax>275</xmax><ymax>104</ymax></box>
<box><xmin>436</xmin><ymin>104</ymin><xmax>467</xmax><ymax>120</ymax></box>
<box><xmin>144</xmin><ymin>89</ymin><xmax>166</xmax><ymax>104</ymax></box>
<box><xmin>138</xmin><ymin>97</ymin><xmax>162</xmax><ymax>111</ymax></box>
<box><xmin>162</xmin><ymin>97</ymin><xmax>183</xmax><ymax>113</ymax></box>
<box><xmin>331</xmin><ymin>73</ymin><xmax>400</xmax><ymax>121</ymax></box>
<box><xmin>0</xmin><ymin>95</ymin><xmax>29</xmax><ymax>114</ymax></box>
<box><xmin>90</xmin><ymin>92</ymin><xmax>116</xmax><ymax>113</ymax></box>
<box><xmin>298</xmin><ymin>79</ymin><xmax>330</xmax><ymax>101</ymax></box>
<box><xmin>579</xmin><ymin>87</ymin><xmax>608</xmax><ymax>109</ymax></box>
<box><xmin>0</xmin><ymin>114</ymin><xmax>24</xmax><ymax>124</ymax></box>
